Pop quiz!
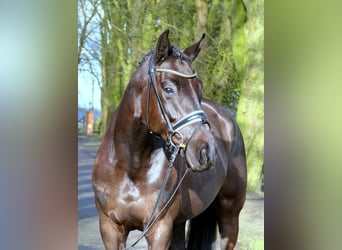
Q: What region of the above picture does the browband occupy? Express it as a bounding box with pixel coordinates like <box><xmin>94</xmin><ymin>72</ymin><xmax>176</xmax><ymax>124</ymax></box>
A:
<box><xmin>155</xmin><ymin>68</ymin><xmax>197</xmax><ymax>78</ymax></box>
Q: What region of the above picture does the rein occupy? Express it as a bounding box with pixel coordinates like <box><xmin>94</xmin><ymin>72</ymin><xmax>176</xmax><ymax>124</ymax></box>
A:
<box><xmin>124</xmin><ymin>146</ymin><xmax>189</xmax><ymax>249</ymax></box>
<box><xmin>125</xmin><ymin>52</ymin><xmax>209</xmax><ymax>249</ymax></box>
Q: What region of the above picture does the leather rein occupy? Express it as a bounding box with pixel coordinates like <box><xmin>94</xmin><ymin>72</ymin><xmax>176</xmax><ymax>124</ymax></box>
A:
<box><xmin>124</xmin><ymin>52</ymin><xmax>210</xmax><ymax>249</ymax></box>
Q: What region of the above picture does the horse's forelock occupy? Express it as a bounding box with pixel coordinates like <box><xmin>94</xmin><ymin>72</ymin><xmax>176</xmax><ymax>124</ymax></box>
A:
<box><xmin>138</xmin><ymin>46</ymin><xmax>188</xmax><ymax>68</ymax></box>
<box><xmin>170</xmin><ymin>46</ymin><xmax>191</xmax><ymax>63</ymax></box>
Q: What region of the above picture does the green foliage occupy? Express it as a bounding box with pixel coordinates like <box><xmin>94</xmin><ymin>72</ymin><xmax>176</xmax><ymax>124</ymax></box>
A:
<box><xmin>81</xmin><ymin>0</ymin><xmax>264</xmax><ymax>191</ymax></box>
<box><xmin>94</xmin><ymin>117</ymin><xmax>101</xmax><ymax>134</ymax></box>
<box><xmin>236</xmin><ymin>0</ymin><xmax>264</xmax><ymax>190</ymax></box>
<box><xmin>250</xmin><ymin>240</ymin><xmax>264</xmax><ymax>250</ymax></box>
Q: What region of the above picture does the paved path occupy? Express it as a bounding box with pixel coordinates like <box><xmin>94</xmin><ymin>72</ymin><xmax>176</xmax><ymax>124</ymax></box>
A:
<box><xmin>78</xmin><ymin>135</ymin><xmax>264</xmax><ymax>250</ymax></box>
<box><xmin>78</xmin><ymin>136</ymin><xmax>102</xmax><ymax>250</ymax></box>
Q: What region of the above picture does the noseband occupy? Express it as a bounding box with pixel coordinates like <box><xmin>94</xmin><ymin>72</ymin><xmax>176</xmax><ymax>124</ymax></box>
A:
<box><xmin>146</xmin><ymin>51</ymin><xmax>210</xmax><ymax>155</ymax></box>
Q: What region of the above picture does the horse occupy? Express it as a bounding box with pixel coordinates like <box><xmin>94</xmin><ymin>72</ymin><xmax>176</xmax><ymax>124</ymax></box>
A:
<box><xmin>92</xmin><ymin>30</ymin><xmax>247</xmax><ymax>250</ymax></box>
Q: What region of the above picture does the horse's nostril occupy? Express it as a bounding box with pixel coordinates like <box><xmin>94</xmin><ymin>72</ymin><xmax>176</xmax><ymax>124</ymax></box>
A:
<box><xmin>199</xmin><ymin>146</ymin><xmax>208</xmax><ymax>165</ymax></box>
<box><xmin>198</xmin><ymin>143</ymin><xmax>216</xmax><ymax>168</ymax></box>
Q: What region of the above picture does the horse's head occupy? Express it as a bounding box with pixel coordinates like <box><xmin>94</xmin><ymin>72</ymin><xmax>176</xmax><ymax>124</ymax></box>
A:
<box><xmin>137</xmin><ymin>30</ymin><xmax>217</xmax><ymax>171</ymax></box>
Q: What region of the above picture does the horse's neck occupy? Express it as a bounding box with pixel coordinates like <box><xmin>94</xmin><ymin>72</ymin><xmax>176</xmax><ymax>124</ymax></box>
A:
<box><xmin>113</xmin><ymin>104</ymin><xmax>153</xmax><ymax>170</ymax></box>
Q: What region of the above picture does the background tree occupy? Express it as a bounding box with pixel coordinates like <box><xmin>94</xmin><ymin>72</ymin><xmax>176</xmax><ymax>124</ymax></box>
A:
<box><xmin>78</xmin><ymin>0</ymin><xmax>99</xmax><ymax>65</ymax></box>
<box><xmin>236</xmin><ymin>0</ymin><xmax>264</xmax><ymax>189</ymax></box>
<box><xmin>78</xmin><ymin>0</ymin><xmax>102</xmax><ymax>110</ymax></box>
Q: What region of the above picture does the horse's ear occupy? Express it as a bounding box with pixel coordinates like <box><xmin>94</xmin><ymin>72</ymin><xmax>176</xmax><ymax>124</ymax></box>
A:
<box><xmin>154</xmin><ymin>29</ymin><xmax>170</xmax><ymax>63</ymax></box>
<box><xmin>183</xmin><ymin>33</ymin><xmax>205</xmax><ymax>62</ymax></box>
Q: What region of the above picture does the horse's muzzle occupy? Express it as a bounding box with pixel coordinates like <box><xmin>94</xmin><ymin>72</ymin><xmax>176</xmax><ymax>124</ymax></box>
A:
<box><xmin>185</xmin><ymin>130</ymin><xmax>217</xmax><ymax>172</ymax></box>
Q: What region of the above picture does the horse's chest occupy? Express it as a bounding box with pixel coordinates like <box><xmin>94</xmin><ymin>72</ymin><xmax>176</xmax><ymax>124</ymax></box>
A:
<box><xmin>97</xmin><ymin>177</ymin><xmax>157</xmax><ymax>227</ymax></box>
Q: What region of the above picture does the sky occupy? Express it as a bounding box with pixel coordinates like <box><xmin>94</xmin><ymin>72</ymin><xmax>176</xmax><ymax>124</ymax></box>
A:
<box><xmin>78</xmin><ymin>2</ymin><xmax>102</xmax><ymax>111</ymax></box>
<box><xmin>78</xmin><ymin>72</ymin><xmax>101</xmax><ymax>110</ymax></box>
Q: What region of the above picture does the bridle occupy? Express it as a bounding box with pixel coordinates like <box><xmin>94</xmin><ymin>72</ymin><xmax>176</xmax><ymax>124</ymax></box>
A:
<box><xmin>124</xmin><ymin>52</ymin><xmax>211</xmax><ymax>249</ymax></box>
<box><xmin>145</xmin><ymin>50</ymin><xmax>210</xmax><ymax>155</ymax></box>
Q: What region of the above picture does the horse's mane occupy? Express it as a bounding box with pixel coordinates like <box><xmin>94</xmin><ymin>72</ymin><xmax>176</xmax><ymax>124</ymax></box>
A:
<box><xmin>138</xmin><ymin>46</ymin><xmax>186</xmax><ymax>67</ymax></box>
<box><xmin>138</xmin><ymin>50</ymin><xmax>154</xmax><ymax>66</ymax></box>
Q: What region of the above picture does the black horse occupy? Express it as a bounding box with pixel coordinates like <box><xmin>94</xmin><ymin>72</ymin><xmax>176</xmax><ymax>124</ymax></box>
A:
<box><xmin>92</xmin><ymin>30</ymin><xmax>247</xmax><ymax>249</ymax></box>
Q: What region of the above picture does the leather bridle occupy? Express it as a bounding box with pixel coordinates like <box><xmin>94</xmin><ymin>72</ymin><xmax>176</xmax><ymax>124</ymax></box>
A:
<box><xmin>145</xmin><ymin>51</ymin><xmax>210</xmax><ymax>155</ymax></box>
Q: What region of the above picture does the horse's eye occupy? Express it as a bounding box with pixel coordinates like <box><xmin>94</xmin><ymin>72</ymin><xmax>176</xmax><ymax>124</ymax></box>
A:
<box><xmin>163</xmin><ymin>87</ymin><xmax>174</xmax><ymax>95</ymax></box>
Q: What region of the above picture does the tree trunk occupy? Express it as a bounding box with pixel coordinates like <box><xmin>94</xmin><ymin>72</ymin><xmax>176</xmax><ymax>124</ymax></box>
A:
<box><xmin>236</xmin><ymin>0</ymin><xmax>264</xmax><ymax>190</ymax></box>
<box><xmin>194</xmin><ymin>0</ymin><xmax>208</xmax><ymax>39</ymax></box>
